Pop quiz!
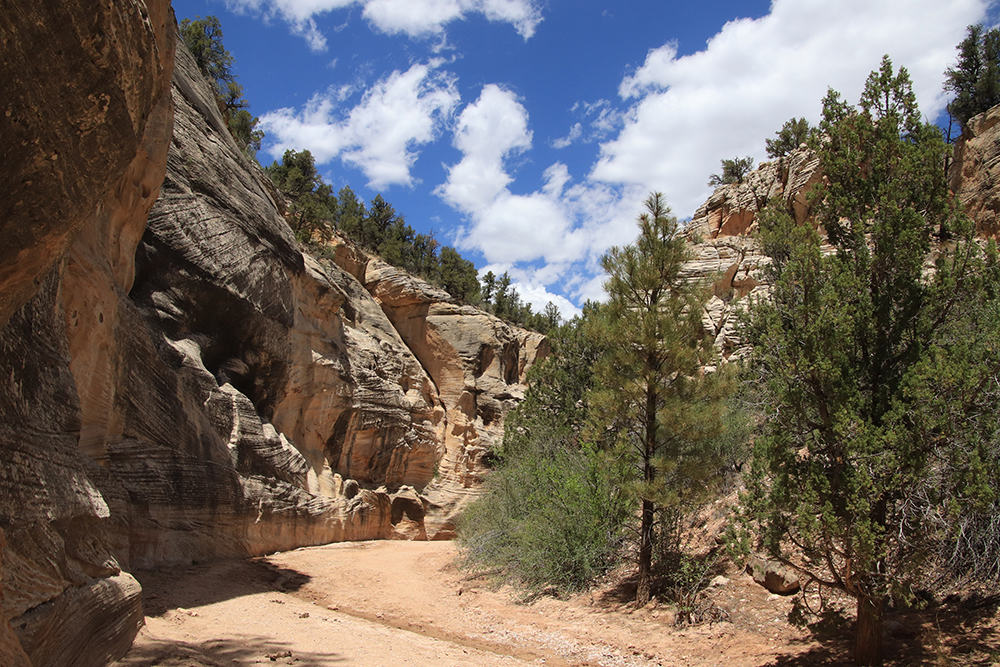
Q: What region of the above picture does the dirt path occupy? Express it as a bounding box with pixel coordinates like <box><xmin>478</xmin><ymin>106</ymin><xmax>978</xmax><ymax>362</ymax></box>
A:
<box><xmin>114</xmin><ymin>541</ymin><xmax>825</xmax><ymax>667</ymax></box>
<box><xmin>113</xmin><ymin>540</ymin><xmax>999</xmax><ymax>666</ymax></box>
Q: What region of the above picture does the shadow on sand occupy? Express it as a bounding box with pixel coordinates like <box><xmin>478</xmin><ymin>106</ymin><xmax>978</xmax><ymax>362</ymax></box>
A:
<box><xmin>115</xmin><ymin>557</ymin><xmax>334</xmax><ymax>666</ymax></box>
<box><xmin>114</xmin><ymin>634</ymin><xmax>345</xmax><ymax>667</ymax></box>
<box><xmin>134</xmin><ymin>557</ymin><xmax>312</xmax><ymax>618</ymax></box>
<box><xmin>766</xmin><ymin>593</ymin><xmax>1000</xmax><ymax>666</ymax></box>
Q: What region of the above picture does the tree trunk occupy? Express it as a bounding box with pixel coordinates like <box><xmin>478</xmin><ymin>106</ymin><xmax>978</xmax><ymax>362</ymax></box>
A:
<box><xmin>636</xmin><ymin>367</ymin><xmax>657</xmax><ymax>607</ymax></box>
<box><xmin>854</xmin><ymin>594</ymin><xmax>884</xmax><ymax>666</ymax></box>
<box><xmin>636</xmin><ymin>497</ymin><xmax>654</xmax><ymax>606</ymax></box>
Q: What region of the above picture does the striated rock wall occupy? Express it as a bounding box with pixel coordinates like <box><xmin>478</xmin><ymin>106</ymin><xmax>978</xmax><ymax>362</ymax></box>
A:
<box><xmin>0</xmin><ymin>9</ymin><xmax>542</xmax><ymax>665</ymax></box>
<box><xmin>950</xmin><ymin>105</ymin><xmax>1000</xmax><ymax>239</ymax></box>
<box><xmin>0</xmin><ymin>0</ymin><xmax>176</xmax><ymax>664</ymax></box>
<box><xmin>682</xmin><ymin>148</ymin><xmax>823</xmax><ymax>359</ymax></box>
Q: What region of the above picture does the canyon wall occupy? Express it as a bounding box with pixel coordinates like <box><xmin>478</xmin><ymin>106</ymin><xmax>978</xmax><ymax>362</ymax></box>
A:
<box><xmin>949</xmin><ymin>104</ymin><xmax>1000</xmax><ymax>239</ymax></box>
<box><xmin>684</xmin><ymin>107</ymin><xmax>1000</xmax><ymax>359</ymax></box>
<box><xmin>0</xmin><ymin>7</ymin><xmax>543</xmax><ymax>666</ymax></box>
<box><xmin>681</xmin><ymin>147</ymin><xmax>824</xmax><ymax>358</ymax></box>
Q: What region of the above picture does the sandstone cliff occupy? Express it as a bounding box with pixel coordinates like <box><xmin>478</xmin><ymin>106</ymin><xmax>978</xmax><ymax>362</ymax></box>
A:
<box><xmin>682</xmin><ymin>147</ymin><xmax>823</xmax><ymax>358</ymax></box>
<box><xmin>0</xmin><ymin>9</ymin><xmax>542</xmax><ymax>666</ymax></box>
<box><xmin>949</xmin><ymin>104</ymin><xmax>1000</xmax><ymax>239</ymax></box>
<box><xmin>685</xmin><ymin>102</ymin><xmax>1000</xmax><ymax>357</ymax></box>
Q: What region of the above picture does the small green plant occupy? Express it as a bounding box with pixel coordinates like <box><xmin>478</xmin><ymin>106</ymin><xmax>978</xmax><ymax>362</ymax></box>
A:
<box><xmin>708</xmin><ymin>156</ymin><xmax>754</xmax><ymax>186</ymax></box>
<box><xmin>667</xmin><ymin>554</ymin><xmax>730</xmax><ymax>626</ymax></box>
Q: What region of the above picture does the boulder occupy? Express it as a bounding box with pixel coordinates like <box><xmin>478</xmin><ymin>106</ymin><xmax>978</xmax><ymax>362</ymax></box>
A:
<box><xmin>747</xmin><ymin>556</ymin><xmax>801</xmax><ymax>596</ymax></box>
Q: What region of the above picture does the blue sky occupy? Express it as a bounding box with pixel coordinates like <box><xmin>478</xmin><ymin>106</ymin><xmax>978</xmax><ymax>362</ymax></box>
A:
<box><xmin>171</xmin><ymin>0</ymin><xmax>992</xmax><ymax>317</ymax></box>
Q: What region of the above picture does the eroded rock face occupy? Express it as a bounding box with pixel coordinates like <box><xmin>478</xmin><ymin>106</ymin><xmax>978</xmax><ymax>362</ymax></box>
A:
<box><xmin>0</xmin><ymin>0</ymin><xmax>169</xmax><ymax>327</ymax></box>
<box><xmin>1</xmin><ymin>13</ymin><xmax>543</xmax><ymax>665</ymax></box>
<box><xmin>950</xmin><ymin>105</ymin><xmax>1000</xmax><ymax>239</ymax></box>
<box><xmin>0</xmin><ymin>1</ymin><xmax>174</xmax><ymax>664</ymax></box>
<box><xmin>361</xmin><ymin>260</ymin><xmax>548</xmax><ymax>538</ymax></box>
<box><xmin>682</xmin><ymin>147</ymin><xmax>823</xmax><ymax>359</ymax></box>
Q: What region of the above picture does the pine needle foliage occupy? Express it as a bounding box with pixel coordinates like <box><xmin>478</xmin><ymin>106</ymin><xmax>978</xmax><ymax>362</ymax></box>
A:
<box><xmin>586</xmin><ymin>192</ymin><xmax>731</xmax><ymax>606</ymax></box>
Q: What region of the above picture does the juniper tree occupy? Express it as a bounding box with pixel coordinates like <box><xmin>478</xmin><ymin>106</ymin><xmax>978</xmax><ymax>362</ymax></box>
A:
<box><xmin>738</xmin><ymin>57</ymin><xmax>999</xmax><ymax>666</ymax></box>
<box><xmin>265</xmin><ymin>149</ymin><xmax>336</xmax><ymax>241</ymax></box>
<box><xmin>765</xmin><ymin>117</ymin><xmax>813</xmax><ymax>159</ymax></box>
<box><xmin>438</xmin><ymin>246</ymin><xmax>480</xmax><ymax>303</ymax></box>
<box><xmin>944</xmin><ymin>24</ymin><xmax>1000</xmax><ymax>130</ymax></box>
<box><xmin>708</xmin><ymin>156</ymin><xmax>755</xmax><ymax>186</ymax></box>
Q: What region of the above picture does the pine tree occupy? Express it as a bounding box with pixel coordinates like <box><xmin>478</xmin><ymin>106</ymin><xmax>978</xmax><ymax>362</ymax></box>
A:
<box><xmin>459</xmin><ymin>309</ymin><xmax>631</xmax><ymax>594</ymax></box>
<box><xmin>265</xmin><ymin>149</ymin><xmax>336</xmax><ymax>241</ymax></box>
<box><xmin>180</xmin><ymin>16</ymin><xmax>263</xmax><ymax>158</ymax></box>
<box><xmin>439</xmin><ymin>246</ymin><xmax>480</xmax><ymax>303</ymax></box>
<box><xmin>588</xmin><ymin>192</ymin><xmax>727</xmax><ymax>605</ymax></box>
<box><xmin>739</xmin><ymin>57</ymin><xmax>998</xmax><ymax>666</ymax></box>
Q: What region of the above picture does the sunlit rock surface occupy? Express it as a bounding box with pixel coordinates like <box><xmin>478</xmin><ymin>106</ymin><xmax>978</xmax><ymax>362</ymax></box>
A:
<box><xmin>682</xmin><ymin>147</ymin><xmax>823</xmax><ymax>359</ymax></box>
<box><xmin>0</xmin><ymin>13</ymin><xmax>542</xmax><ymax>666</ymax></box>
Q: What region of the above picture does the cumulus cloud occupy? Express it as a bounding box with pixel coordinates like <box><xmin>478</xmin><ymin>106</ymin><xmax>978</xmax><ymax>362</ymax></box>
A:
<box><xmin>511</xmin><ymin>280</ymin><xmax>582</xmax><ymax>319</ymax></box>
<box><xmin>260</xmin><ymin>63</ymin><xmax>459</xmax><ymax>189</ymax></box>
<box><xmin>225</xmin><ymin>0</ymin><xmax>541</xmax><ymax>50</ymax></box>
<box><xmin>438</xmin><ymin>86</ymin><xmax>643</xmax><ymax>304</ymax></box>
<box><xmin>438</xmin><ymin>0</ymin><xmax>988</xmax><ymax>310</ymax></box>
<box><xmin>591</xmin><ymin>0</ymin><xmax>988</xmax><ymax>218</ymax></box>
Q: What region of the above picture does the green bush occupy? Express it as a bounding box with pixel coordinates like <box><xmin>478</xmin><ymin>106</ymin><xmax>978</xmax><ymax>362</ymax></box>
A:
<box><xmin>459</xmin><ymin>441</ymin><xmax>629</xmax><ymax>595</ymax></box>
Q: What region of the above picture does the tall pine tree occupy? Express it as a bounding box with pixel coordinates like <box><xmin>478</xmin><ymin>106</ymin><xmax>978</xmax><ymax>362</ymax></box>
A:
<box><xmin>588</xmin><ymin>193</ymin><xmax>728</xmax><ymax>605</ymax></box>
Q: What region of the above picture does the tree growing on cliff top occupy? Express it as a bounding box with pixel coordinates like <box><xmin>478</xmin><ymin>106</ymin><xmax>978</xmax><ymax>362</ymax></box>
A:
<box><xmin>765</xmin><ymin>117</ymin><xmax>814</xmax><ymax>159</ymax></box>
<box><xmin>266</xmin><ymin>149</ymin><xmax>336</xmax><ymax>241</ymax></box>
<box><xmin>587</xmin><ymin>192</ymin><xmax>730</xmax><ymax>606</ymax></box>
<box><xmin>180</xmin><ymin>15</ymin><xmax>263</xmax><ymax>158</ymax></box>
<box><xmin>708</xmin><ymin>156</ymin><xmax>755</xmax><ymax>186</ymax></box>
<box><xmin>944</xmin><ymin>23</ymin><xmax>1000</xmax><ymax>130</ymax></box>
<box><xmin>736</xmin><ymin>56</ymin><xmax>1000</xmax><ymax>666</ymax></box>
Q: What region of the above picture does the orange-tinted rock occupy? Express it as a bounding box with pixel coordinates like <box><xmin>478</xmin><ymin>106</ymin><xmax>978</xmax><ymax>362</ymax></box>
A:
<box><xmin>0</xmin><ymin>0</ymin><xmax>170</xmax><ymax>328</ymax></box>
<box><xmin>950</xmin><ymin>105</ymin><xmax>1000</xmax><ymax>239</ymax></box>
<box><xmin>684</xmin><ymin>147</ymin><xmax>823</xmax><ymax>359</ymax></box>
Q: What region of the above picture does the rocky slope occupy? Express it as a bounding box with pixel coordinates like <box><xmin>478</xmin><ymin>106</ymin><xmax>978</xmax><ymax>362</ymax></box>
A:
<box><xmin>949</xmin><ymin>103</ymin><xmax>1000</xmax><ymax>238</ymax></box>
<box><xmin>681</xmin><ymin>147</ymin><xmax>823</xmax><ymax>358</ymax></box>
<box><xmin>0</xmin><ymin>8</ymin><xmax>543</xmax><ymax>666</ymax></box>
<box><xmin>684</xmin><ymin>107</ymin><xmax>1000</xmax><ymax>359</ymax></box>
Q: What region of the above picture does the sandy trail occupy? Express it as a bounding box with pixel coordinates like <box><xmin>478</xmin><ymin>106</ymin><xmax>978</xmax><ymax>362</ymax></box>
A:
<box><xmin>113</xmin><ymin>540</ymin><xmax>830</xmax><ymax>667</ymax></box>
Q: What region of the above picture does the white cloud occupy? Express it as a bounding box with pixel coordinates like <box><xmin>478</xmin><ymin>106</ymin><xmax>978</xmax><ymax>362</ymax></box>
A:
<box><xmin>438</xmin><ymin>86</ymin><xmax>644</xmax><ymax>305</ymax></box>
<box><xmin>477</xmin><ymin>264</ymin><xmax>582</xmax><ymax>319</ymax></box>
<box><xmin>439</xmin><ymin>0</ymin><xmax>989</xmax><ymax>310</ymax></box>
<box><xmin>591</xmin><ymin>0</ymin><xmax>989</xmax><ymax>218</ymax></box>
<box><xmin>260</xmin><ymin>63</ymin><xmax>459</xmax><ymax>189</ymax></box>
<box><xmin>511</xmin><ymin>281</ymin><xmax>582</xmax><ymax>319</ymax></box>
<box><xmin>552</xmin><ymin>123</ymin><xmax>581</xmax><ymax>149</ymax></box>
<box><xmin>225</xmin><ymin>0</ymin><xmax>541</xmax><ymax>50</ymax></box>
